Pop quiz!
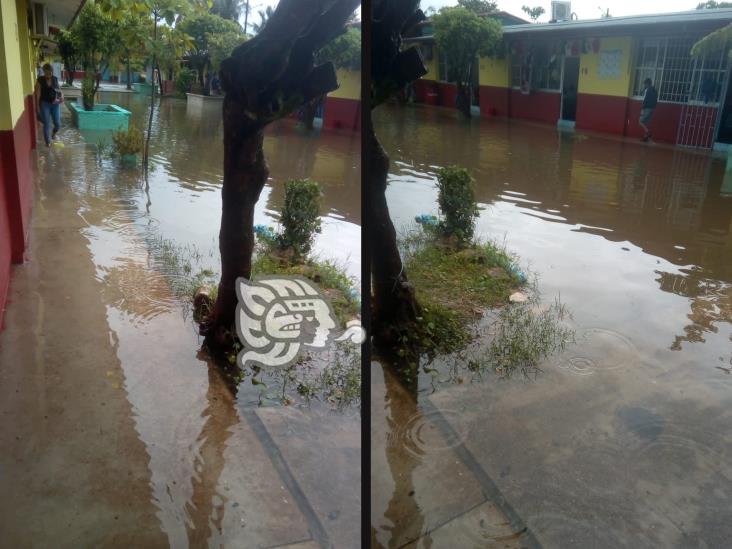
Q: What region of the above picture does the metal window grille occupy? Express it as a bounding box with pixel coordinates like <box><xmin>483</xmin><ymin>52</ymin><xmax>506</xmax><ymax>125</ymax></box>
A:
<box><xmin>633</xmin><ymin>37</ymin><xmax>728</xmax><ymax>104</ymax></box>
<box><xmin>438</xmin><ymin>53</ymin><xmax>449</xmax><ymax>82</ymax></box>
<box><xmin>510</xmin><ymin>42</ymin><xmax>561</xmax><ymax>91</ymax></box>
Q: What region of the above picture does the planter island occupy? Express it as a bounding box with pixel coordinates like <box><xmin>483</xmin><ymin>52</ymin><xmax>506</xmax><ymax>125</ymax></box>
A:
<box><xmin>67</xmin><ymin>101</ymin><xmax>131</xmax><ymax>131</ymax></box>
<box><xmin>186</xmin><ymin>92</ymin><xmax>224</xmax><ymax>108</ymax></box>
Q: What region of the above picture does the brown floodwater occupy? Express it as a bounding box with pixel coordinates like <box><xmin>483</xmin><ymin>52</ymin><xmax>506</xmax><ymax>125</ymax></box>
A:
<box><xmin>371</xmin><ymin>104</ymin><xmax>732</xmax><ymax>548</ymax></box>
<box><xmin>0</xmin><ymin>92</ymin><xmax>360</xmax><ymax>548</ymax></box>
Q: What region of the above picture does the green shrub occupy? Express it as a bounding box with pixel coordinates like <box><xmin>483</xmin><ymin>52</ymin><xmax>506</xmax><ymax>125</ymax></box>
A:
<box><xmin>436</xmin><ymin>166</ymin><xmax>479</xmax><ymax>244</ymax></box>
<box><xmin>175</xmin><ymin>67</ymin><xmax>195</xmax><ymax>97</ymax></box>
<box><xmin>112</xmin><ymin>124</ymin><xmax>144</xmax><ymax>156</ymax></box>
<box><xmin>81</xmin><ymin>75</ymin><xmax>95</xmax><ymax>110</ymax></box>
<box><xmin>277</xmin><ymin>179</ymin><xmax>322</xmax><ymax>259</ymax></box>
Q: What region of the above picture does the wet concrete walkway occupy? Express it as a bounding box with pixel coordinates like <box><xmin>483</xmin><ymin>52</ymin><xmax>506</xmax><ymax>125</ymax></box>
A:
<box><xmin>0</xmin><ymin>110</ymin><xmax>359</xmax><ymax>548</ymax></box>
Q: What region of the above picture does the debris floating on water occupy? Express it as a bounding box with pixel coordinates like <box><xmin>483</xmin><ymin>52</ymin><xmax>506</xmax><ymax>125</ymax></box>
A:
<box><xmin>509</xmin><ymin>291</ymin><xmax>528</xmax><ymax>303</ymax></box>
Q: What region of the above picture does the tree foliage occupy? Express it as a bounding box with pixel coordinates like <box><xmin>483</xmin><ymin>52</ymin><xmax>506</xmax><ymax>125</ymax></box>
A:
<box><xmin>210</xmin><ymin>0</ymin><xmax>245</xmax><ymax>20</ymax></box>
<box><xmin>56</xmin><ymin>29</ymin><xmax>79</xmax><ymax>85</ymax></box>
<box><xmin>179</xmin><ymin>13</ymin><xmax>243</xmax><ymax>82</ymax></box>
<box><xmin>433</xmin><ymin>7</ymin><xmax>502</xmax><ymax>85</ymax></box>
<box><xmin>250</xmin><ymin>6</ymin><xmax>275</xmax><ymax>34</ymax></box>
<box><xmin>522</xmin><ymin>5</ymin><xmax>545</xmax><ymax>21</ymax></box>
<box><xmin>697</xmin><ymin>1</ymin><xmax>732</xmax><ymax>8</ymax></box>
<box><xmin>317</xmin><ymin>27</ymin><xmax>361</xmax><ymax>70</ymax></box>
<box><xmin>457</xmin><ymin>0</ymin><xmax>498</xmax><ymax>13</ymax></box>
<box><xmin>692</xmin><ymin>22</ymin><xmax>732</xmax><ymax>57</ymax></box>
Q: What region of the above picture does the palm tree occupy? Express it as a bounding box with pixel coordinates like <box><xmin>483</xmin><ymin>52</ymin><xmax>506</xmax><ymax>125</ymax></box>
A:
<box><xmin>250</xmin><ymin>6</ymin><xmax>274</xmax><ymax>34</ymax></box>
<box><xmin>210</xmin><ymin>0</ymin><xmax>246</xmax><ymax>21</ymax></box>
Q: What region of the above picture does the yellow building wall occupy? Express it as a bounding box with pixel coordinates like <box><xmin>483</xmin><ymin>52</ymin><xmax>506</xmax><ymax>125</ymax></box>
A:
<box><xmin>0</xmin><ymin>0</ymin><xmax>27</xmax><ymax>131</ymax></box>
<box><xmin>578</xmin><ymin>36</ymin><xmax>634</xmax><ymax>98</ymax></box>
<box><xmin>329</xmin><ymin>68</ymin><xmax>360</xmax><ymax>100</ymax></box>
<box><xmin>16</xmin><ymin>0</ymin><xmax>34</xmax><ymax>97</ymax></box>
<box><xmin>478</xmin><ymin>56</ymin><xmax>508</xmax><ymax>87</ymax></box>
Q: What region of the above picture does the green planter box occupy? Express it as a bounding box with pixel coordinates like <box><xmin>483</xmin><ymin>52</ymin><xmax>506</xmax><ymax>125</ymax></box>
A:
<box><xmin>133</xmin><ymin>82</ymin><xmax>160</xmax><ymax>95</ymax></box>
<box><xmin>67</xmin><ymin>101</ymin><xmax>131</xmax><ymax>131</ymax></box>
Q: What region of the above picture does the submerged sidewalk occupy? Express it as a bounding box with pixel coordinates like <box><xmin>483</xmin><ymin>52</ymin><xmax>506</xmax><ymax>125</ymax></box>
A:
<box><xmin>0</xmin><ymin>122</ymin><xmax>358</xmax><ymax>547</ymax></box>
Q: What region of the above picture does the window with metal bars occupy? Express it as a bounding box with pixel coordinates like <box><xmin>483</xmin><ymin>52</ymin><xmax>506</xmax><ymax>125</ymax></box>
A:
<box><xmin>632</xmin><ymin>37</ymin><xmax>728</xmax><ymax>104</ymax></box>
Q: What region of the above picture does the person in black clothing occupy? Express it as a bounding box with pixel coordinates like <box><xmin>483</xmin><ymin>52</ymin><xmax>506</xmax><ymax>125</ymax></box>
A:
<box><xmin>639</xmin><ymin>78</ymin><xmax>657</xmax><ymax>142</ymax></box>
<box><xmin>34</xmin><ymin>63</ymin><xmax>62</xmax><ymax>146</ymax></box>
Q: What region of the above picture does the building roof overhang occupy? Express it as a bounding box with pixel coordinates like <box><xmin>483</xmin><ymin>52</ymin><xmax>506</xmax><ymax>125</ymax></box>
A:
<box><xmin>503</xmin><ymin>9</ymin><xmax>732</xmax><ymax>39</ymax></box>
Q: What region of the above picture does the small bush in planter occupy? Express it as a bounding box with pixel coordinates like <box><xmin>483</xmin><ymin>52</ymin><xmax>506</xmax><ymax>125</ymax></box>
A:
<box><xmin>81</xmin><ymin>75</ymin><xmax>95</xmax><ymax>110</ymax></box>
<box><xmin>436</xmin><ymin>166</ymin><xmax>479</xmax><ymax>245</ymax></box>
<box><xmin>176</xmin><ymin>67</ymin><xmax>195</xmax><ymax>97</ymax></box>
<box><xmin>112</xmin><ymin>124</ymin><xmax>144</xmax><ymax>162</ymax></box>
<box><xmin>277</xmin><ymin>179</ymin><xmax>322</xmax><ymax>260</ymax></box>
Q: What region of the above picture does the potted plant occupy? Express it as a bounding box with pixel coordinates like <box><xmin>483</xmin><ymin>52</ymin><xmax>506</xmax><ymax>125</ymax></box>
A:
<box><xmin>112</xmin><ymin>124</ymin><xmax>144</xmax><ymax>166</ymax></box>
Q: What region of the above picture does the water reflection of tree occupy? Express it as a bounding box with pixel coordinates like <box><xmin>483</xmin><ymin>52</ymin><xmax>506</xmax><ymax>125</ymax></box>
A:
<box><xmin>381</xmin><ymin>365</ymin><xmax>430</xmax><ymax>548</ymax></box>
<box><xmin>656</xmin><ymin>270</ymin><xmax>732</xmax><ymax>350</ymax></box>
<box><xmin>184</xmin><ymin>363</ymin><xmax>237</xmax><ymax>547</ymax></box>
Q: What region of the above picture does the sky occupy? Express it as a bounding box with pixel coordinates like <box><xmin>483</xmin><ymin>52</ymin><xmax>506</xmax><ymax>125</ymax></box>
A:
<box><xmin>419</xmin><ymin>0</ymin><xmax>704</xmax><ymax>21</ymax></box>
<box><xmin>244</xmin><ymin>0</ymin><xmax>703</xmax><ymax>27</ymax></box>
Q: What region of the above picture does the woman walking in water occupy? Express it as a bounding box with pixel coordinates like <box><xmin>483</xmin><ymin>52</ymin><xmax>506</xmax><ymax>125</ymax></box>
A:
<box><xmin>34</xmin><ymin>63</ymin><xmax>63</xmax><ymax>147</ymax></box>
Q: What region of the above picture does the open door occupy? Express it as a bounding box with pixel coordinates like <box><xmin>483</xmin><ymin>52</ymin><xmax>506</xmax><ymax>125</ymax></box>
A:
<box><xmin>560</xmin><ymin>57</ymin><xmax>580</xmax><ymax>124</ymax></box>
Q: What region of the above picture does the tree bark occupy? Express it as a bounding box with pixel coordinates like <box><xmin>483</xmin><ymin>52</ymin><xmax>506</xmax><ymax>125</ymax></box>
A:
<box><xmin>126</xmin><ymin>57</ymin><xmax>132</xmax><ymax>90</ymax></box>
<box><xmin>144</xmin><ymin>12</ymin><xmax>158</xmax><ymax>174</ymax></box>
<box><xmin>456</xmin><ymin>82</ymin><xmax>471</xmax><ymax>118</ymax></box>
<box><xmin>201</xmin><ymin>0</ymin><xmax>360</xmax><ymax>352</ymax></box>
<box><xmin>301</xmin><ymin>96</ymin><xmax>321</xmax><ymax>130</ymax></box>
<box><xmin>366</xmin><ymin>117</ymin><xmax>421</xmax><ymax>348</ymax></box>
<box><xmin>368</xmin><ymin>1</ymin><xmax>428</xmax><ymax>351</ymax></box>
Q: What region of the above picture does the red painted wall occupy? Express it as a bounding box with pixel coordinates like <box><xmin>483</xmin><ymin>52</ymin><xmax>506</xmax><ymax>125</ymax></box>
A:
<box><xmin>323</xmin><ymin>97</ymin><xmax>361</xmax><ymax>131</ymax></box>
<box><xmin>0</xmin><ymin>136</ymin><xmax>13</xmax><ymax>330</ymax></box>
<box><xmin>624</xmin><ymin>100</ymin><xmax>680</xmax><ymax>144</ymax></box>
<box><xmin>479</xmin><ymin>85</ymin><xmax>509</xmax><ymax>117</ymax></box>
<box><xmin>0</xmin><ymin>96</ymin><xmax>35</xmax><ymax>328</ymax></box>
<box><xmin>412</xmin><ymin>79</ymin><xmax>458</xmax><ymax>108</ymax></box>
<box><xmin>576</xmin><ymin>93</ymin><xmax>628</xmax><ymax>135</ymax></box>
<box><xmin>434</xmin><ymin>82</ymin><xmax>457</xmax><ymax>109</ymax></box>
<box><xmin>509</xmin><ymin>89</ymin><xmax>561</xmax><ymax>124</ymax></box>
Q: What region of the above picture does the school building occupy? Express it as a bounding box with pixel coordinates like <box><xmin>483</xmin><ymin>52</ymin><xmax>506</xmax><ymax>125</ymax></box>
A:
<box><xmin>408</xmin><ymin>8</ymin><xmax>732</xmax><ymax>149</ymax></box>
<box><xmin>1</xmin><ymin>0</ymin><xmax>83</xmax><ymax>327</ymax></box>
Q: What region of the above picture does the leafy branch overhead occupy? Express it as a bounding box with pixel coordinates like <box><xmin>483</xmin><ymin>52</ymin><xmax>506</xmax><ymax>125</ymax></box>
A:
<box><xmin>219</xmin><ymin>0</ymin><xmax>360</xmax><ymax>127</ymax></box>
<box><xmin>371</xmin><ymin>0</ymin><xmax>428</xmax><ymax>107</ymax></box>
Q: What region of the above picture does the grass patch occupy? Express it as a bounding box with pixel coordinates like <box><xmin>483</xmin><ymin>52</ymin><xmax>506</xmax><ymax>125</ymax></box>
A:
<box><xmin>393</xmin><ymin>225</ymin><xmax>574</xmax><ymax>384</ymax></box>
<box><xmin>252</xmin><ymin>245</ymin><xmax>360</xmax><ymax>325</ymax></box>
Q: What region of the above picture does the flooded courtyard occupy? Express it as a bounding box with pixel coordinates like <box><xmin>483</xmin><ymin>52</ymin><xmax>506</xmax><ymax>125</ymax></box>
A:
<box><xmin>0</xmin><ymin>92</ymin><xmax>360</xmax><ymax>548</ymax></box>
<box><xmin>372</xmin><ymin>104</ymin><xmax>732</xmax><ymax>547</ymax></box>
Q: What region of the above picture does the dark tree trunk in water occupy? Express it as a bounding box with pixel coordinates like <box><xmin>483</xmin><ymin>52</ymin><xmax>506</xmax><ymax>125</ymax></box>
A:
<box><xmin>366</xmin><ymin>116</ymin><xmax>421</xmax><ymax>347</ymax></box>
<box><xmin>369</xmin><ymin>1</ymin><xmax>428</xmax><ymax>351</ymax></box>
<box><xmin>144</xmin><ymin>12</ymin><xmax>159</xmax><ymax>175</ymax></box>
<box><xmin>456</xmin><ymin>82</ymin><xmax>471</xmax><ymax>118</ymax></box>
<box><xmin>126</xmin><ymin>58</ymin><xmax>132</xmax><ymax>90</ymax></box>
<box><xmin>301</xmin><ymin>96</ymin><xmax>321</xmax><ymax>130</ymax></box>
<box><xmin>201</xmin><ymin>0</ymin><xmax>360</xmax><ymax>350</ymax></box>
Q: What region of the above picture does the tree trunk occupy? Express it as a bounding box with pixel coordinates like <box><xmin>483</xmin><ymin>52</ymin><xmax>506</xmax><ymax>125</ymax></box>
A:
<box><xmin>201</xmin><ymin>0</ymin><xmax>359</xmax><ymax>355</ymax></box>
<box><xmin>301</xmin><ymin>96</ymin><xmax>320</xmax><ymax>130</ymax></box>
<box><xmin>455</xmin><ymin>82</ymin><xmax>471</xmax><ymax>118</ymax></box>
<box><xmin>126</xmin><ymin>57</ymin><xmax>132</xmax><ymax>90</ymax></box>
<box><xmin>144</xmin><ymin>13</ymin><xmax>158</xmax><ymax>174</ymax></box>
<box><xmin>203</xmin><ymin>98</ymin><xmax>268</xmax><ymax>345</ymax></box>
<box><xmin>366</xmin><ymin>117</ymin><xmax>421</xmax><ymax>349</ymax></box>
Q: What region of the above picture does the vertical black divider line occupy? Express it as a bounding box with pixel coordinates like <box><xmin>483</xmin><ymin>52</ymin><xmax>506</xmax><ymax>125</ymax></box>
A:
<box><xmin>360</xmin><ymin>1</ymin><xmax>373</xmax><ymax>547</ymax></box>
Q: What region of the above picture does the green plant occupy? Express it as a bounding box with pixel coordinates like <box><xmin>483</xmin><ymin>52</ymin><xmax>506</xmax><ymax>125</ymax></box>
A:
<box><xmin>277</xmin><ymin>179</ymin><xmax>322</xmax><ymax>260</ymax></box>
<box><xmin>175</xmin><ymin>66</ymin><xmax>196</xmax><ymax>96</ymax></box>
<box><xmin>436</xmin><ymin>166</ymin><xmax>479</xmax><ymax>244</ymax></box>
<box><xmin>432</xmin><ymin>6</ymin><xmax>502</xmax><ymax>116</ymax></box>
<box><xmin>81</xmin><ymin>75</ymin><xmax>96</xmax><ymax>110</ymax></box>
<box><xmin>112</xmin><ymin>124</ymin><xmax>144</xmax><ymax>156</ymax></box>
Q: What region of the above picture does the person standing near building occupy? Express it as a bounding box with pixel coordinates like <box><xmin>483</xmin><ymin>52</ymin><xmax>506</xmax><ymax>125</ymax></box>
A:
<box><xmin>34</xmin><ymin>63</ymin><xmax>62</xmax><ymax>147</ymax></box>
<box><xmin>639</xmin><ymin>78</ymin><xmax>657</xmax><ymax>142</ymax></box>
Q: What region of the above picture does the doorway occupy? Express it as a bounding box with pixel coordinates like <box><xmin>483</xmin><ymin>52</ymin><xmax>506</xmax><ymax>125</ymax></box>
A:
<box><xmin>561</xmin><ymin>57</ymin><xmax>580</xmax><ymax>123</ymax></box>
<box><xmin>716</xmin><ymin>67</ymin><xmax>732</xmax><ymax>144</ymax></box>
